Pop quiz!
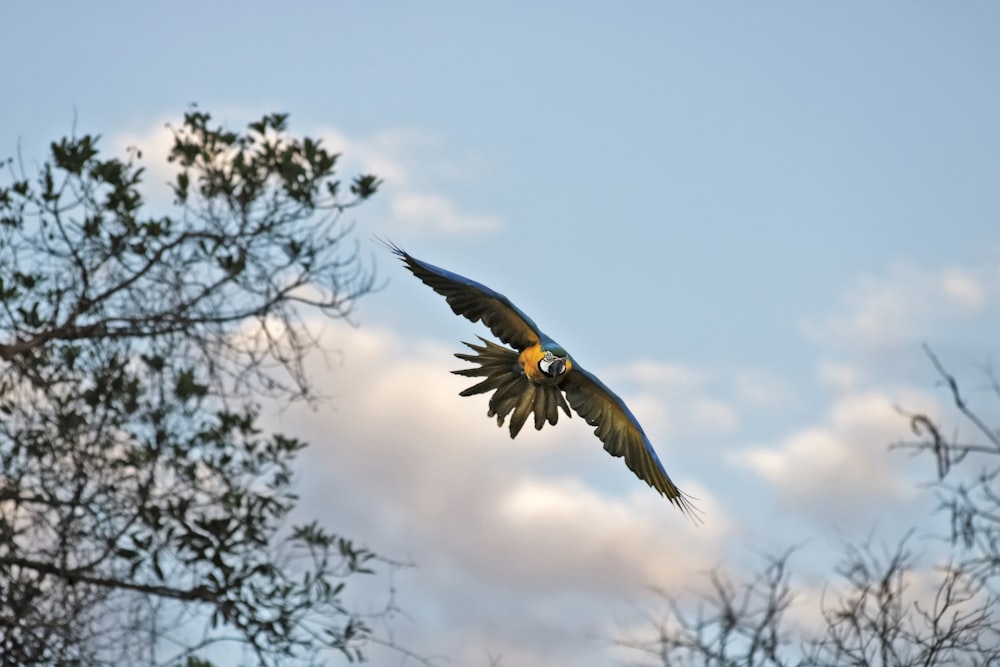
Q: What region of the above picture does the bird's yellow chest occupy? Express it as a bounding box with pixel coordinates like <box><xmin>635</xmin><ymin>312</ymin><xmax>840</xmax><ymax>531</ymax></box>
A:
<box><xmin>519</xmin><ymin>344</ymin><xmax>571</xmax><ymax>385</ymax></box>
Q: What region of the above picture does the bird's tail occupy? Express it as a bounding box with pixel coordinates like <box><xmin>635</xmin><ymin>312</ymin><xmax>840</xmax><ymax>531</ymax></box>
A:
<box><xmin>453</xmin><ymin>337</ymin><xmax>571</xmax><ymax>438</ymax></box>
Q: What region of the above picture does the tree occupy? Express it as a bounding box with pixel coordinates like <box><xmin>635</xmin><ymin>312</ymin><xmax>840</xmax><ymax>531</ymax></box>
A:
<box><xmin>0</xmin><ymin>109</ymin><xmax>389</xmax><ymax>665</ymax></box>
<box><xmin>618</xmin><ymin>347</ymin><xmax>1000</xmax><ymax>666</ymax></box>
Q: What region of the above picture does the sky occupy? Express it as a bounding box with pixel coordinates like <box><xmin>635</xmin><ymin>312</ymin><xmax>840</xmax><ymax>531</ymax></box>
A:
<box><xmin>4</xmin><ymin>2</ymin><xmax>1000</xmax><ymax>665</ymax></box>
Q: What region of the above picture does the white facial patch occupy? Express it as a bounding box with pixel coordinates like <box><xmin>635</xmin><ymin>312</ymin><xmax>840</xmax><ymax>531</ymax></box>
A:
<box><xmin>538</xmin><ymin>351</ymin><xmax>567</xmax><ymax>377</ymax></box>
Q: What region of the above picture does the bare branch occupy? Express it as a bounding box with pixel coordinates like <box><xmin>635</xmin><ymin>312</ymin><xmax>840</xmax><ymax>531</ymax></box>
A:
<box><xmin>922</xmin><ymin>343</ymin><xmax>1000</xmax><ymax>452</ymax></box>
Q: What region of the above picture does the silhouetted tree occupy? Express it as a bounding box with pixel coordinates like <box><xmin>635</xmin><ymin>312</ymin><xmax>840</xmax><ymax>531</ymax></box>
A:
<box><xmin>619</xmin><ymin>346</ymin><xmax>1000</xmax><ymax>666</ymax></box>
<box><xmin>0</xmin><ymin>109</ymin><xmax>388</xmax><ymax>666</ymax></box>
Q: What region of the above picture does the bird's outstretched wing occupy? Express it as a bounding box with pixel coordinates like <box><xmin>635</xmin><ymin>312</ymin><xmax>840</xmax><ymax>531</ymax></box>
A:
<box><xmin>562</xmin><ymin>365</ymin><xmax>699</xmax><ymax>519</ymax></box>
<box><xmin>385</xmin><ymin>241</ymin><xmax>544</xmax><ymax>350</ymax></box>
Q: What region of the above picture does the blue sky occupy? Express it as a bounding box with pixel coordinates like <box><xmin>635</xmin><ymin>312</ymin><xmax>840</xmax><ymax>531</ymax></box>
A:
<box><xmin>5</xmin><ymin>3</ymin><xmax>1000</xmax><ymax>665</ymax></box>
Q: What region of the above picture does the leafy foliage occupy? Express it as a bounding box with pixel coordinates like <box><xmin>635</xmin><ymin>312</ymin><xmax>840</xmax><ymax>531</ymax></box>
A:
<box><xmin>0</xmin><ymin>109</ymin><xmax>386</xmax><ymax>665</ymax></box>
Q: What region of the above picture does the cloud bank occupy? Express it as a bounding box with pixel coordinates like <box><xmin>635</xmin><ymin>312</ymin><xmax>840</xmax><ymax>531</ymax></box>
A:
<box><xmin>271</xmin><ymin>321</ymin><xmax>726</xmax><ymax>666</ymax></box>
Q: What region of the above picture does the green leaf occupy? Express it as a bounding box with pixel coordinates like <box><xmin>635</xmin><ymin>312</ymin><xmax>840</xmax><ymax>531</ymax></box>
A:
<box><xmin>50</xmin><ymin>135</ymin><xmax>99</xmax><ymax>175</ymax></box>
<box><xmin>141</xmin><ymin>354</ymin><xmax>166</xmax><ymax>372</ymax></box>
<box><xmin>174</xmin><ymin>369</ymin><xmax>208</xmax><ymax>401</ymax></box>
<box><xmin>174</xmin><ymin>170</ymin><xmax>190</xmax><ymax>202</ymax></box>
<box><xmin>350</xmin><ymin>174</ymin><xmax>381</xmax><ymax>199</ymax></box>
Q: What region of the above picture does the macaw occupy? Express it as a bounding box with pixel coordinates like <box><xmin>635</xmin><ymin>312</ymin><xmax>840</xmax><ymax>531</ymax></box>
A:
<box><xmin>387</xmin><ymin>242</ymin><xmax>697</xmax><ymax>519</ymax></box>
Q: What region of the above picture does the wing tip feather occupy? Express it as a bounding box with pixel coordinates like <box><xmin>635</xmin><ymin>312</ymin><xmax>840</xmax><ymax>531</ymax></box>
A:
<box><xmin>661</xmin><ymin>487</ymin><xmax>704</xmax><ymax>525</ymax></box>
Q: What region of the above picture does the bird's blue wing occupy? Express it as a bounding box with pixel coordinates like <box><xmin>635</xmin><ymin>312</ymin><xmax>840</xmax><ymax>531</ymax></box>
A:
<box><xmin>387</xmin><ymin>242</ymin><xmax>546</xmax><ymax>350</ymax></box>
<box><xmin>563</xmin><ymin>363</ymin><xmax>699</xmax><ymax>518</ymax></box>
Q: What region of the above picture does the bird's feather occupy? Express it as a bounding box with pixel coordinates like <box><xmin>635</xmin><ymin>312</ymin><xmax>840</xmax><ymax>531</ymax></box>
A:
<box><xmin>385</xmin><ymin>241</ymin><xmax>545</xmax><ymax>351</ymax></box>
<box><xmin>562</xmin><ymin>365</ymin><xmax>698</xmax><ymax>518</ymax></box>
<box><xmin>453</xmin><ymin>337</ymin><xmax>570</xmax><ymax>437</ymax></box>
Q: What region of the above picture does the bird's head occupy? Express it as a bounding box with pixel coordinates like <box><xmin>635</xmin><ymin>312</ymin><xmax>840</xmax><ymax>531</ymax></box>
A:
<box><xmin>538</xmin><ymin>345</ymin><xmax>569</xmax><ymax>378</ymax></box>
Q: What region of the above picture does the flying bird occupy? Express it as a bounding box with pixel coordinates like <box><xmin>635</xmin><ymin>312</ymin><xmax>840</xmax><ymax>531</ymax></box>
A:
<box><xmin>387</xmin><ymin>242</ymin><xmax>697</xmax><ymax>519</ymax></box>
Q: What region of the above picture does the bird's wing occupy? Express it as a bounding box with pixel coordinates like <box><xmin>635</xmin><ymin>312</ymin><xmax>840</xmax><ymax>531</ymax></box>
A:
<box><xmin>387</xmin><ymin>242</ymin><xmax>543</xmax><ymax>350</ymax></box>
<box><xmin>562</xmin><ymin>364</ymin><xmax>699</xmax><ymax>518</ymax></box>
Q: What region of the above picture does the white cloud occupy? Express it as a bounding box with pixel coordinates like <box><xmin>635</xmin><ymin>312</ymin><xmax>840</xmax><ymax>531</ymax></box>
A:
<box><xmin>817</xmin><ymin>361</ymin><xmax>862</xmax><ymax>393</ymax></box>
<box><xmin>940</xmin><ymin>267</ymin><xmax>985</xmax><ymax>311</ymax></box>
<box><xmin>494</xmin><ymin>477</ymin><xmax>725</xmax><ymax>592</ymax></box>
<box><xmin>266</xmin><ymin>320</ymin><xmax>728</xmax><ymax>667</ymax></box>
<box><xmin>729</xmin><ymin>388</ymin><xmax>937</xmax><ymax>522</ymax></box>
<box><xmin>391</xmin><ymin>192</ymin><xmax>503</xmax><ymax>234</ymax></box>
<box><xmin>609</xmin><ymin>360</ymin><xmax>706</xmax><ymax>390</ymax></box>
<box><xmin>689</xmin><ymin>398</ymin><xmax>740</xmax><ymax>433</ymax></box>
<box><xmin>109</xmin><ymin>114</ymin><xmax>503</xmax><ymax>238</ymax></box>
<box><xmin>316</xmin><ymin>124</ymin><xmax>504</xmax><ymax>236</ymax></box>
<box><xmin>805</xmin><ymin>264</ymin><xmax>922</xmax><ymax>348</ymax></box>
<box><xmin>110</xmin><ymin>120</ymin><xmax>179</xmax><ymax>204</ymax></box>
<box><xmin>602</xmin><ymin>360</ymin><xmax>740</xmax><ymax>438</ymax></box>
<box><xmin>730</xmin><ymin>369</ymin><xmax>795</xmax><ymax>408</ymax></box>
<box><xmin>317</xmin><ymin>125</ymin><xmax>413</xmax><ymax>187</ymax></box>
<box><xmin>803</xmin><ymin>261</ymin><xmax>1000</xmax><ymax>351</ymax></box>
